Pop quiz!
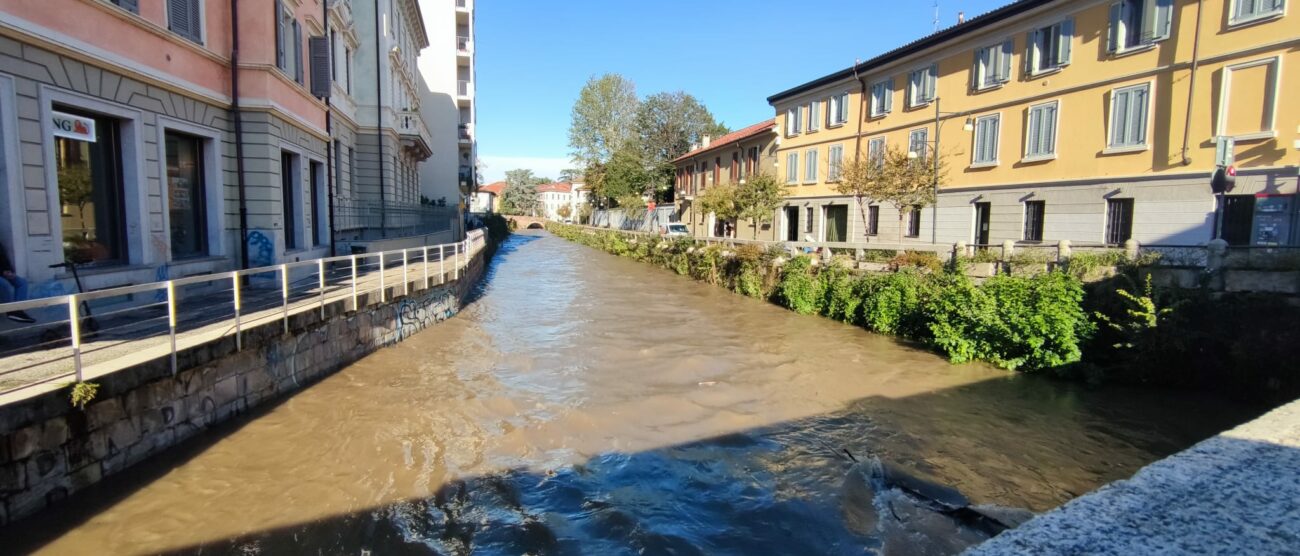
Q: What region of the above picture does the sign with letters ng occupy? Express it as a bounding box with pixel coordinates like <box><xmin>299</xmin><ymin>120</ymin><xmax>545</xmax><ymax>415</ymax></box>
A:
<box><xmin>51</xmin><ymin>111</ymin><xmax>96</xmax><ymax>142</ymax></box>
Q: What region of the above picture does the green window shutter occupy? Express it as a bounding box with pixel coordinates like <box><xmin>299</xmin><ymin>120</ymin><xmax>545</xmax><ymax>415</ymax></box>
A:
<box><xmin>293</xmin><ymin>20</ymin><xmax>303</xmax><ymax>83</ymax></box>
<box><xmin>999</xmin><ymin>39</ymin><xmax>1014</xmax><ymax>82</ymax></box>
<box><xmin>114</xmin><ymin>0</ymin><xmax>139</xmax><ymax>14</ymax></box>
<box><xmin>275</xmin><ymin>1</ymin><xmax>286</xmax><ymax>70</ymax></box>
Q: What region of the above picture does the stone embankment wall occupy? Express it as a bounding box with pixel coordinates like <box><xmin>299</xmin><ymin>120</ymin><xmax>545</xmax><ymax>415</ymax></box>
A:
<box><xmin>0</xmin><ymin>242</ymin><xmax>493</xmax><ymax>526</ymax></box>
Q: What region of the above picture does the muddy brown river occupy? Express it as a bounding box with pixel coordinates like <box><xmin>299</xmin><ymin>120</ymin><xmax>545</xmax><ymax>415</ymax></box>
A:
<box><xmin>1</xmin><ymin>231</ymin><xmax>1259</xmax><ymax>554</ymax></box>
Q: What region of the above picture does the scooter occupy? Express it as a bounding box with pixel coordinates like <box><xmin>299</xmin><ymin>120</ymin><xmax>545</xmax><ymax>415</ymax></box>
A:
<box><xmin>39</xmin><ymin>260</ymin><xmax>100</xmax><ymax>343</ymax></box>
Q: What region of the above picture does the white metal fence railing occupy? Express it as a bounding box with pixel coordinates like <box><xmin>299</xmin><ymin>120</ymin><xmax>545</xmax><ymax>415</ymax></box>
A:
<box><xmin>0</xmin><ymin>231</ymin><xmax>487</xmax><ymax>399</ymax></box>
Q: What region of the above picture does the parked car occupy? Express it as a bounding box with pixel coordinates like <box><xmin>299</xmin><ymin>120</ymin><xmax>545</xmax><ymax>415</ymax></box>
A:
<box><xmin>660</xmin><ymin>223</ymin><xmax>690</xmax><ymax>236</ymax></box>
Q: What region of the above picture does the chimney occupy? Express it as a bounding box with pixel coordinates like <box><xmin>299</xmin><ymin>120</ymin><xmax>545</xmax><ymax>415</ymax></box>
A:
<box><xmin>702</xmin><ymin>135</ymin><xmax>712</xmax><ymax>148</ymax></box>
<box><xmin>957</xmin><ymin>11</ymin><xmax>965</xmax><ymax>24</ymax></box>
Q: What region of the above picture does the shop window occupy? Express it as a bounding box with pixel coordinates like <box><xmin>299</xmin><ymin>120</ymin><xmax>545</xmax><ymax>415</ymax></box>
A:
<box><xmin>56</xmin><ymin>109</ymin><xmax>126</xmax><ymax>265</ymax></box>
<box><xmin>165</xmin><ymin>131</ymin><xmax>207</xmax><ymax>259</ymax></box>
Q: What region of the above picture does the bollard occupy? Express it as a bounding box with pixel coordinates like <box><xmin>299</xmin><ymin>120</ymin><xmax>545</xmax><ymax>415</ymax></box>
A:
<box><xmin>955</xmin><ymin>241</ymin><xmax>967</xmax><ymax>259</ymax></box>
<box><xmin>69</xmin><ymin>295</ymin><xmax>83</xmax><ymax>382</ymax></box>
<box><xmin>1058</xmin><ymin>240</ymin><xmax>1072</xmax><ymax>264</ymax></box>
<box><xmin>1002</xmin><ymin>240</ymin><xmax>1016</xmax><ymax>262</ymax></box>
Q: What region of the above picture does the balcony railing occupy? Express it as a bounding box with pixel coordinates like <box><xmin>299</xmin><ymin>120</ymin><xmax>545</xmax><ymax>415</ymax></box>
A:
<box><xmin>457</xmin><ymin>80</ymin><xmax>472</xmax><ymax>97</ymax></box>
<box><xmin>458</xmin><ymin>123</ymin><xmax>473</xmax><ymax>141</ymax></box>
<box><xmin>457</xmin><ymin>36</ymin><xmax>471</xmax><ymax>52</ymax></box>
<box><xmin>334</xmin><ymin>200</ymin><xmax>455</xmax><ymax>238</ymax></box>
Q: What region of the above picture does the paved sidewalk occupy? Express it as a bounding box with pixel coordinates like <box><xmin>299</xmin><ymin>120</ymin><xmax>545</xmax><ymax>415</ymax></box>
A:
<box><xmin>0</xmin><ymin>243</ymin><xmax>478</xmax><ymax>406</ymax></box>
<box><xmin>968</xmin><ymin>399</ymin><xmax>1300</xmax><ymax>555</ymax></box>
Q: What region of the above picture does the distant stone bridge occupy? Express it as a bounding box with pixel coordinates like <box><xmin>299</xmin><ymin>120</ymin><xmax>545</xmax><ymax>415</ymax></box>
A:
<box><xmin>506</xmin><ymin>215</ymin><xmax>549</xmax><ymax>230</ymax></box>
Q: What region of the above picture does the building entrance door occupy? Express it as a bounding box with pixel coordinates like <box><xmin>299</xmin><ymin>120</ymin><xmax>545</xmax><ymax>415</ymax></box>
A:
<box><xmin>785</xmin><ymin>207</ymin><xmax>799</xmax><ymax>241</ymax></box>
<box><xmin>974</xmin><ymin>202</ymin><xmax>991</xmax><ymax>246</ymax></box>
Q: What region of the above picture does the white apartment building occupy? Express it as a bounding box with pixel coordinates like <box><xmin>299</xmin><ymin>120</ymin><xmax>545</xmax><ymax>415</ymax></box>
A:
<box><xmin>417</xmin><ymin>0</ymin><xmax>477</xmax><ymax>211</ymax></box>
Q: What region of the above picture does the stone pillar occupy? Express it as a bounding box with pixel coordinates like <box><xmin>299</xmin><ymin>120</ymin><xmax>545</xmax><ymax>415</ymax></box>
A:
<box><xmin>1058</xmin><ymin>240</ymin><xmax>1072</xmax><ymax>263</ymax></box>
<box><xmin>955</xmin><ymin>241</ymin><xmax>968</xmax><ymax>259</ymax></box>
<box><xmin>1206</xmin><ymin>239</ymin><xmax>1229</xmax><ymax>274</ymax></box>
<box><xmin>1124</xmin><ymin>239</ymin><xmax>1140</xmax><ymax>260</ymax></box>
<box><xmin>1002</xmin><ymin>240</ymin><xmax>1016</xmax><ymax>261</ymax></box>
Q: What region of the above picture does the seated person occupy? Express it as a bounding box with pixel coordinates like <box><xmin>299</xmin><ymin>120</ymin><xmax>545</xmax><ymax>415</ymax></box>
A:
<box><xmin>0</xmin><ymin>243</ymin><xmax>34</xmax><ymax>324</ymax></box>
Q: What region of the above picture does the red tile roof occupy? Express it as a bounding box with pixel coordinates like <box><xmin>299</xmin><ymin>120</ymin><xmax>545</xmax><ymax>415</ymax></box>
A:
<box><xmin>537</xmin><ymin>182</ymin><xmax>573</xmax><ymax>193</ymax></box>
<box><xmin>479</xmin><ymin>181</ymin><xmax>506</xmax><ymax>194</ymax></box>
<box><xmin>672</xmin><ymin>119</ymin><xmax>776</xmax><ymax>163</ymax></box>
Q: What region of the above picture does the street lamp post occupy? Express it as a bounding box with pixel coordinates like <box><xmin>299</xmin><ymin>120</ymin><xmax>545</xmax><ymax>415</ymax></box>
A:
<box><xmin>909</xmin><ymin>98</ymin><xmax>973</xmax><ymax>244</ymax></box>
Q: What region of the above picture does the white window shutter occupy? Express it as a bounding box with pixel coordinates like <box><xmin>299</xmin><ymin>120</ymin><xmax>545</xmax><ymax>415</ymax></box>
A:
<box><xmin>1152</xmin><ymin>0</ymin><xmax>1174</xmax><ymax>40</ymax></box>
<box><xmin>1059</xmin><ymin>18</ymin><xmax>1074</xmax><ymax>65</ymax></box>
<box><xmin>1024</xmin><ymin>31</ymin><xmax>1038</xmax><ymax>74</ymax></box>
<box><xmin>972</xmin><ymin>50</ymin><xmax>983</xmax><ymax>90</ymax></box>
<box><xmin>926</xmin><ymin>64</ymin><xmax>938</xmax><ymax>101</ymax></box>
<box><xmin>1111</xmin><ymin>89</ymin><xmax>1130</xmax><ymax>145</ymax></box>
<box><xmin>884</xmin><ymin>79</ymin><xmax>894</xmax><ymax>113</ymax></box>
<box><xmin>1107</xmin><ymin>2</ymin><xmax>1121</xmax><ymax>53</ymax></box>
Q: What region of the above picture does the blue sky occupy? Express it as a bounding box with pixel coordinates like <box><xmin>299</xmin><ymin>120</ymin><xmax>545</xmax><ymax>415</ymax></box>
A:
<box><xmin>475</xmin><ymin>0</ymin><xmax>1012</xmax><ymax>183</ymax></box>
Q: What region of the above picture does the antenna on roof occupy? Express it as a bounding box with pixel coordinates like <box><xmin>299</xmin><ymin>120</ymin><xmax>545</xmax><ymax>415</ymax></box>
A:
<box><xmin>933</xmin><ymin>0</ymin><xmax>940</xmax><ymax>32</ymax></box>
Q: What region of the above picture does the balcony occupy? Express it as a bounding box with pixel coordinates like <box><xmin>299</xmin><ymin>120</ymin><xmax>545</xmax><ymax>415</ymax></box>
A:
<box><xmin>457</xmin><ymin>80</ymin><xmax>473</xmax><ymax>104</ymax></box>
<box><xmin>456</xmin><ymin>0</ymin><xmax>470</xmax><ymax>23</ymax></box>
<box><xmin>396</xmin><ymin>111</ymin><xmax>433</xmax><ymax>160</ymax></box>
<box><xmin>458</xmin><ymin>122</ymin><xmax>473</xmax><ymax>144</ymax></box>
<box><xmin>457</xmin><ymin>36</ymin><xmax>472</xmax><ymax>53</ymax></box>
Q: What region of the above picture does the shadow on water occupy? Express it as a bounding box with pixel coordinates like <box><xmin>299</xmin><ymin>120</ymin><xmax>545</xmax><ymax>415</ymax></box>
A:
<box><xmin>0</xmin><ymin>376</ymin><xmax>1266</xmax><ymax>555</ymax></box>
<box><xmin>0</xmin><ymin>231</ymin><xmax>1272</xmax><ymax>555</ymax></box>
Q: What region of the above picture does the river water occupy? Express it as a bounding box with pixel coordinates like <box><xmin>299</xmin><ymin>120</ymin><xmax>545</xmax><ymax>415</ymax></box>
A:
<box><xmin>3</xmin><ymin>231</ymin><xmax>1259</xmax><ymax>554</ymax></box>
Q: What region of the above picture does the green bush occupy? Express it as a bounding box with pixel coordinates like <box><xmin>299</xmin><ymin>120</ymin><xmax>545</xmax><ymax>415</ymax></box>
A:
<box><xmin>819</xmin><ymin>259</ymin><xmax>860</xmax><ymax>323</ymax></box>
<box><xmin>858</xmin><ymin>272</ymin><xmax>935</xmax><ymax>338</ymax></box>
<box><xmin>776</xmin><ymin>256</ymin><xmax>822</xmax><ymax>315</ymax></box>
<box><xmin>890</xmin><ymin>251</ymin><xmax>943</xmax><ymax>273</ymax></box>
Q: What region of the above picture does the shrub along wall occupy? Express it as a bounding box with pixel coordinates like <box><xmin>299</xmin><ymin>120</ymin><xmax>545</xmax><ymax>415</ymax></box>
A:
<box><xmin>548</xmin><ymin>224</ymin><xmax>1297</xmax><ymax>404</ymax></box>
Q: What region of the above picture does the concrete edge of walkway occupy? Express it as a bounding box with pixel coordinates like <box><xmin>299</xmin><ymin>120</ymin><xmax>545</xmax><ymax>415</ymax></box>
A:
<box><xmin>966</xmin><ymin>398</ymin><xmax>1300</xmax><ymax>555</ymax></box>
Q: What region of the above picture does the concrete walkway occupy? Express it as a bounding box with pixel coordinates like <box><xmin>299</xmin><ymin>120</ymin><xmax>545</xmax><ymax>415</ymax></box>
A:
<box><xmin>0</xmin><ymin>242</ymin><xmax>480</xmax><ymax>406</ymax></box>
<box><xmin>968</xmin><ymin>399</ymin><xmax>1300</xmax><ymax>555</ymax></box>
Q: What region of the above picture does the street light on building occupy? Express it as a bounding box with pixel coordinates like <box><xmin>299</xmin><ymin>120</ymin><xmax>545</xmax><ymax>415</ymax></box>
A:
<box><xmin>904</xmin><ymin>98</ymin><xmax>974</xmax><ymax>244</ymax></box>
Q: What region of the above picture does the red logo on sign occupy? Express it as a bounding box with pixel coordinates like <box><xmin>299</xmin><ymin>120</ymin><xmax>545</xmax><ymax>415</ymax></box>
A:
<box><xmin>74</xmin><ymin>120</ymin><xmax>89</xmax><ymax>135</ymax></box>
<box><xmin>1226</xmin><ymin>166</ymin><xmax>1237</xmax><ymax>177</ymax></box>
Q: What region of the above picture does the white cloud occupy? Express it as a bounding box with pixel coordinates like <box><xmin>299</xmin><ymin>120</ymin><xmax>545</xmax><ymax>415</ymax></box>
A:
<box><xmin>479</xmin><ymin>155</ymin><xmax>574</xmax><ymax>183</ymax></box>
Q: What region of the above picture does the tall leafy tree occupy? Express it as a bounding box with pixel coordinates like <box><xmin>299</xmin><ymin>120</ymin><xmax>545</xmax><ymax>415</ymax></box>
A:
<box><xmin>860</xmin><ymin>146</ymin><xmax>943</xmax><ymax>244</ymax></box>
<box><xmin>635</xmin><ymin>92</ymin><xmax>729</xmax><ymax>197</ymax></box>
<box><xmin>735</xmin><ymin>172</ymin><xmax>786</xmax><ymax>239</ymax></box>
<box><xmin>835</xmin><ymin>154</ymin><xmax>890</xmax><ymax>241</ymax></box>
<box><xmin>603</xmin><ymin>145</ymin><xmax>649</xmax><ymax>205</ymax></box>
<box><xmin>568</xmin><ymin>74</ymin><xmax>638</xmax><ymax>170</ymax></box>
<box><xmin>500</xmin><ymin>169</ymin><xmax>544</xmax><ymax>216</ymax></box>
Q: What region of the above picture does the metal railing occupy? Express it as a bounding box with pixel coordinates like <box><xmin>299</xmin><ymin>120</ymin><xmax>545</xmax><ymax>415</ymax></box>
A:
<box><xmin>456</xmin><ymin>36</ymin><xmax>471</xmax><ymax>52</ymax></box>
<box><xmin>0</xmin><ymin>230</ymin><xmax>487</xmax><ymax>400</ymax></box>
<box><xmin>334</xmin><ymin>200</ymin><xmax>454</xmax><ymax>237</ymax></box>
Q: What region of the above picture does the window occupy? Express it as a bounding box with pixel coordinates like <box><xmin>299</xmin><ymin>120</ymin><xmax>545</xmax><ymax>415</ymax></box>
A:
<box><xmin>168</xmin><ymin>0</ymin><xmax>203</xmax><ymax>44</ymax></box>
<box><xmin>908</xmin><ymin>64</ymin><xmax>937</xmax><ymax>108</ymax></box>
<box><xmin>1025</xmin><ymin>101</ymin><xmax>1059</xmax><ymax>159</ymax></box>
<box><xmin>1231</xmin><ymin>0</ymin><xmax>1285</xmax><ymax>24</ymax></box>
<box><xmin>111</xmin><ymin>0</ymin><xmax>139</xmax><ymax>14</ymax></box>
<box><xmin>1220</xmin><ymin>195</ymin><xmax>1256</xmax><ymax>245</ymax></box>
<box><xmin>347</xmin><ymin>146</ymin><xmax>356</xmax><ymax>199</ymax></box>
<box><xmin>908</xmin><ymin>128</ymin><xmax>929</xmax><ymax>161</ymax></box>
<box><xmin>714</xmin><ymin>156</ymin><xmax>721</xmax><ymax>183</ymax></box>
<box><xmin>1108</xmin><ymin>0</ymin><xmax>1173</xmax><ymax>54</ymax></box>
<box><xmin>786</xmin><ymin>107</ymin><xmax>802</xmax><ymax>136</ymax></box>
<box><xmin>1105</xmin><ymin>198</ymin><xmax>1134</xmax><ymax>244</ymax></box>
<box><xmin>731</xmin><ymin>151</ymin><xmax>739</xmax><ymax>181</ymax></box>
<box><xmin>344</xmin><ymin>48</ymin><xmax>353</xmax><ymax>94</ymax></box>
<box><xmin>907</xmin><ymin>207</ymin><xmax>922</xmax><ymax>237</ymax></box>
<box><xmin>1027</xmin><ymin>19</ymin><xmax>1073</xmax><ymax>75</ymax></box>
<box><xmin>869</xmin><ymin>79</ymin><xmax>893</xmax><ymax>118</ymax></box>
<box><xmin>804</xmin><ymin>148</ymin><xmax>818</xmax><ymax>184</ymax></box>
<box><xmin>972</xmin><ymin>114</ymin><xmax>1000</xmax><ymax>165</ymax></box>
<box><xmin>281</xmin><ymin>150</ymin><xmax>300</xmax><ymax>250</ymax></box>
<box><xmin>1023</xmin><ymin>201</ymin><xmax>1045</xmax><ymax>241</ymax></box>
<box><xmin>275</xmin><ymin>1</ymin><xmax>303</xmax><ymax>82</ymax></box>
<box><xmin>310</xmin><ymin>161</ymin><xmax>324</xmax><ymax>247</ymax></box>
<box><xmin>56</xmin><ymin>110</ymin><xmax>127</xmax><ymax>266</ymax></box>
<box><xmin>1109</xmin><ymin>83</ymin><xmax>1150</xmax><ymax>149</ymax></box>
<box><xmin>807</xmin><ymin>102</ymin><xmax>820</xmax><ymax>132</ymax></box>
<box><xmin>972</xmin><ymin>39</ymin><xmax>1013</xmax><ymax>90</ymax></box>
<box><xmin>867</xmin><ymin>205</ymin><xmax>880</xmax><ymax>236</ymax></box>
<box><xmin>786</xmin><ymin>152</ymin><xmax>799</xmax><ymax>184</ymax></box>
<box><xmin>867</xmin><ymin>137</ymin><xmax>886</xmax><ymax>166</ymax></box>
<box><xmin>804</xmin><ymin>207</ymin><xmax>814</xmax><ymax>234</ymax></box>
<box><xmin>165</xmin><ymin>132</ymin><xmax>207</xmax><ymax>259</ymax></box>
<box><xmin>828</xmin><ymin>145</ymin><xmax>844</xmax><ymax>182</ymax></box>
<box><xmin>828</xmin><ymin>92</ymin><xmax>849</xmax><ymax>126</ymax></box>
<box><xmin>824</xmin><ymin>205</ymin><xmax>848</xmax><ymax>242</ymax></box>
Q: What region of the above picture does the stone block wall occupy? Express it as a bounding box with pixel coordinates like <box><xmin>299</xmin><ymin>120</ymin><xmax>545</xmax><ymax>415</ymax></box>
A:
<box><xmin>0</xmin><ymin>244</ymin><xmax>491</xmax><ymax>526</ymax></box>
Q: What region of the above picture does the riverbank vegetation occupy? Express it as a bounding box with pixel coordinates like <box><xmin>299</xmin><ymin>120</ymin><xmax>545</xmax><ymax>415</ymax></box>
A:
<box><xmin>547</xmin><ymin>223</ymin><xmax>1297</xmax><ymax>404</ymax></box>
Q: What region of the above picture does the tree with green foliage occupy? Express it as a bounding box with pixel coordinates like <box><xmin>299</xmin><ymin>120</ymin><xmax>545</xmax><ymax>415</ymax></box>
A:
<box><xmin>499</xmin><ymin>168</ymin><xmax>545</xmax><ymax>216</ymax></box>
<box><xmin>603</xmin><ymin>145</ymin><xmax>649</xmax><ymax>205</ymax></box>
<box><xmin>735</xmin><ymin>172</ymin><xmax>786</xmax><ymax>239</ymax></box>
<box><xmin>635</xmin><ymin>91</ymin><xmax>729</xmax><ymax>199</ymax></box>
<box><xmin>568</xmin><ymin>74</ymin><xmax>638</xmax><ymax>170</ymax></box>
<box><xmin>696</xmin><ymin>182</ymin><xmax>739</xmax><ymax>236</ymax></box>
<box><xmin>834</xmin><ymin>154</ymin><xmax>890</xmax><ymax>241</ymax></box>
<box><xmin>862</xmin><ymin>145</ymin><xmax>943</xmax><ymax>244</ymax></box>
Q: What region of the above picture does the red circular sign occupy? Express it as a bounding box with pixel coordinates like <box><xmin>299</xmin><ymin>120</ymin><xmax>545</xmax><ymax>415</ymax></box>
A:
<box><xmin>1226</xmin><ymin>166</ymin><xmax>1237</xmax><ymax>177</ymax></box>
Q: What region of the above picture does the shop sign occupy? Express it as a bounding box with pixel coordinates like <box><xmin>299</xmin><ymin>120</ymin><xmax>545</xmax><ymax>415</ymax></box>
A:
<box><xmin>51</xmin><ymin>111</ymin><xmax>96</xmax><ymax>142</ymax></box>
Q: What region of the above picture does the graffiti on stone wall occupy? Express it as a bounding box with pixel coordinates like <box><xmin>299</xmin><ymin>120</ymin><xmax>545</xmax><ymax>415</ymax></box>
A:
<box><xmin>396</xmin><ymin>290</ymin><xmax>456</xmax><ymax>340</ymax></box>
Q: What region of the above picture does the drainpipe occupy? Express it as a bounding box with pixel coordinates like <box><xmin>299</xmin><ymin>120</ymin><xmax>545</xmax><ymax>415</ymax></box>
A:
<box><xmin>1179</xmin><ymin>0</ymin><xmax>1204</xmax><ymax>166</ymax></box>
<box><xmin>852</xmin><ymin>61</ymin><xmax>866</xmax><ymax>164</ymax></box>
<box><xmin>374</xmin><ymin>0</ymin><xmax>387</xmax><ymax>238</ymax></box>
<box><xmin>230</xmin><ymin>0</ymin><xmax>250</xmax><ymax>269</ymax></box>
<box><xmin>324</xmin><ymin>0</ymin><xmax>336</xmax><ymax>257</ymax></box>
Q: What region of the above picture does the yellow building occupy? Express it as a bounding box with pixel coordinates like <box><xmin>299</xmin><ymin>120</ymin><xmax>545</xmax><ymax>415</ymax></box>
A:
<box><xmin>768</xmin><ymin>0</ymin><xmax>1299</xmax><ymax>247</ymax></box>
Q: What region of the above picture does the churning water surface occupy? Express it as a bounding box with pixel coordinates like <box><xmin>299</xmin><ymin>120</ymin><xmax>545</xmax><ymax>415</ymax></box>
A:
<box><xmin>2</xmin><ymin>231</ymin><xmax>1259</xmax><ymax>555</ymax></box>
